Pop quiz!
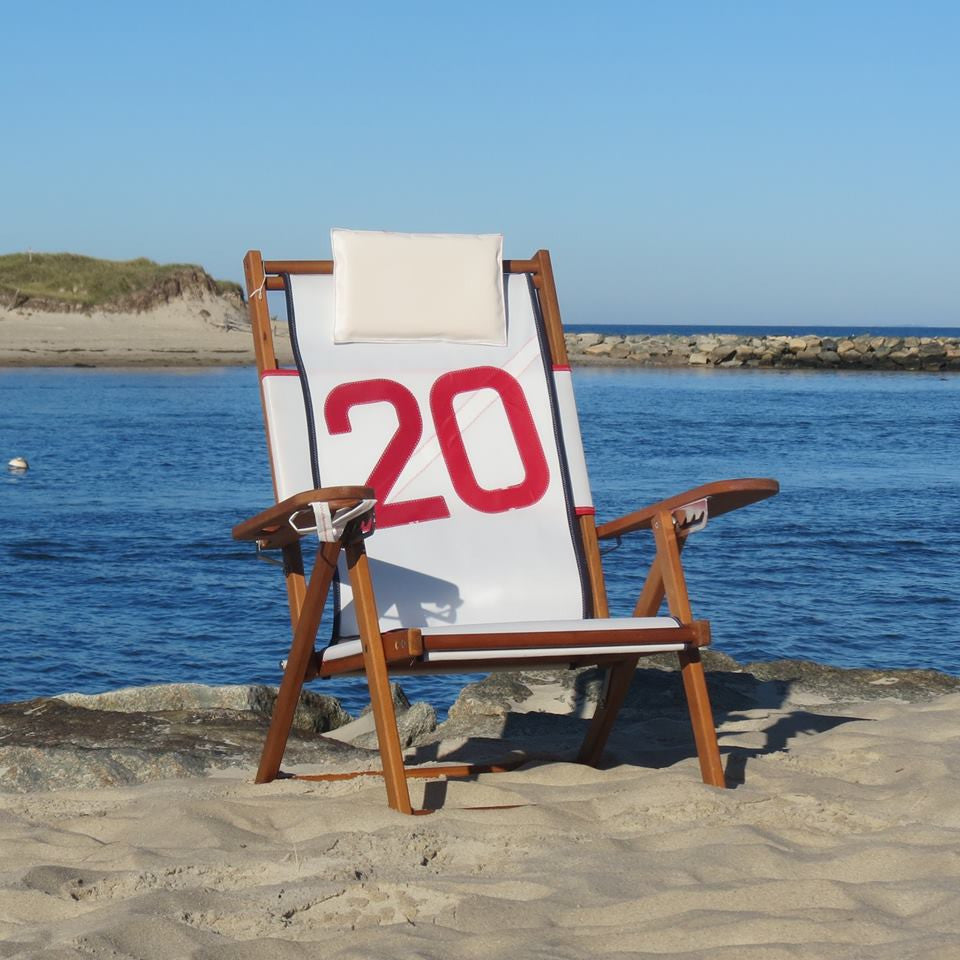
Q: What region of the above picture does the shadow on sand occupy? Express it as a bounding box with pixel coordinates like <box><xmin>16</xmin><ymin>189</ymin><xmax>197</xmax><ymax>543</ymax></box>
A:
<box><xmin>400</xmin><ymin>662</ymin><xmax>871</xmax><ymax>808</ymax></box>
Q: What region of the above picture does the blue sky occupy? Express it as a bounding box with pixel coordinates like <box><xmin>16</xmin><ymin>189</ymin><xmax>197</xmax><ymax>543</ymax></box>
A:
<box><xmin>2</xmin><ymin>1</ymin><xmax>957</xmax><ymax>326</ymax></box>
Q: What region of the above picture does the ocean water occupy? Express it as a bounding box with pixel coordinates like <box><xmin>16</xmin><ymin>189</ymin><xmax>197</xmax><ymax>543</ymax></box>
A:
<box><xmin>2</xmin><ymin>365</ymin><xmax>958</xmax><ymax>716</ymax></box>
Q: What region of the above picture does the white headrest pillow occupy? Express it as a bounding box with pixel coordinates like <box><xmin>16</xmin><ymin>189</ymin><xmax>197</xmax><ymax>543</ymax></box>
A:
<box><xmin>331</xmin><ymin>228</ymin><xmax>506</xmax><ymax>345</ymax></box>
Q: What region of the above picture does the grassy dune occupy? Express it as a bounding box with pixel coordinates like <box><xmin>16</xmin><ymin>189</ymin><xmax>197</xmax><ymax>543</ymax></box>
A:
<box><xmin>0</xmin><ymin>253</ymin><xmax>242</xmax><ymax>308</ymax></box>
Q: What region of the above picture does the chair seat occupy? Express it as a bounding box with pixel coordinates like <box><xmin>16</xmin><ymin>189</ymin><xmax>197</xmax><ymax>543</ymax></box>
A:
<box><xmin>320</xmin><ymin>616</ymin><xmax>685</xmax><ymax>664</ymax></box>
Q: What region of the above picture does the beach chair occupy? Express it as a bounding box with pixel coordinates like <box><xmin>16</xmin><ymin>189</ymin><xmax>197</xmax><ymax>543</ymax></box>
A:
<box><xmin>233</xmin><ymin>230</ymin><xmax>778</xmax><ymax>814</ymax></box>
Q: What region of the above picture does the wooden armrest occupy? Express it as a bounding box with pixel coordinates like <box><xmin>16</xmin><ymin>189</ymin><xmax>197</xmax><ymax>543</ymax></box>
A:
<box><xmin>596</xmin><ymin>478</ymin><xmax>779</xmax><ymax>540</ymax></box>
<box><xmin>232</xmin><ymin>486</ymin><xmax>375</xmax><ymax>548</ymax></box>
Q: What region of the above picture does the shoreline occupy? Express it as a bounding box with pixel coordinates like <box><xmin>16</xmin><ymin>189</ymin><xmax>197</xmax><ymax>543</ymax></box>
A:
<box><xmin>2</xmin><ymin>303</ymin><xmax>959</xmax><ymax>370</ymax></box>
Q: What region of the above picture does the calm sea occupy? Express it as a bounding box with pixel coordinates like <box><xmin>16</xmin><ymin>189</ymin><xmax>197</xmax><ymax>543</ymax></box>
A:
<box><xmin>2</xmin><ymin>362</ymin><xmax>958</xmax><ymax>716</ymax></box>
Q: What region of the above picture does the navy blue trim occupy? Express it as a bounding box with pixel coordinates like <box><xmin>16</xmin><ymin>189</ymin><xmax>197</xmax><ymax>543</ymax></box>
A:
<box><xmin>524</xmin><ymin>274</ymin><xmax>593</xmax><ymax>619</ymax></box>
<box><xmin>284</xmin><ymin>275</ymin><xmax>321</xmax><ymax>489</ymax></box>
<box><xmin>285</xmin><ymin>274</ymin><xmax>343</xmax><ymax>643</ymax></box>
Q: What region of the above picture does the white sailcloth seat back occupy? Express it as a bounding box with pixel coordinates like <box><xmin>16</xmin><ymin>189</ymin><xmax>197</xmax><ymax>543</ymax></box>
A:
<box><xmin>272</xmin><ymin>230</ymin><xmax>598</xmax><ymax>641</ymax></box>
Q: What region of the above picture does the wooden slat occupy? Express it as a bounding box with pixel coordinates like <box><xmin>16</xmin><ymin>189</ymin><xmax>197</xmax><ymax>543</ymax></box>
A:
<box><xmin>579</xmin><ymin>514</ymin><xmax>609</xmax><ymax>618</ymax></box>
<box><xmin>243</xmin><ymin>250</ymin><xmax>277</xmax><ymax>373</ymax></box>
<box><xmin>294</xmin><ymin>759</ymin><xmax>532</xmax><ymax>783</ymax></box>
<box><xmin>422</xmin><ymin>624</ymin><xmax>702</xmax><ymax>651</ymax></box>
<box><xmin>533</xmin><ymin>249</ymin><xmax>570</xmax><ymax>366</ymax></box>
<box><xmin>244</xmin><ymin>250</ymin><xmax>309</xmax><ymax>636</ymax></box>
<box><xmin>263</xmin><ymin>259</ymin><xmax>333</xmax><ymax>275</ymax></box>
<box><xmin>318</xmin><ymin>650</ymin><xmax>687</xmax><ymax>678</ymax></box>
<box><xmin>259</xmin><ymin>256</ymin><xmax>541</xmax><ymax>287</ymax></box>
<box><xmin>597</xmin><ymin>478</ymin><xmax>779</xmax><ymax>540</ymax></box>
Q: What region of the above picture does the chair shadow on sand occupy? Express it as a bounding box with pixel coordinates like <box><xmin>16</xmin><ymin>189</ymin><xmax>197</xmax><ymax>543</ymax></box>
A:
<box><xmin>402</xmin><ymin>662</ymin><xmax>870</xmax><ymax>808</ymax></box>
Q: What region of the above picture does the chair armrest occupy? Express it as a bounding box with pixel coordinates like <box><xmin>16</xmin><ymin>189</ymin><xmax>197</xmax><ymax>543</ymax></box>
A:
<box><xmin>233</xmin><ymin>486</ymin><xmax>375</xmax><ymax>548</ymax></box>
<box><xmin>596</xmin><ymin>478</ymin><xmax>779</xmax><ymax>540</ymax></box>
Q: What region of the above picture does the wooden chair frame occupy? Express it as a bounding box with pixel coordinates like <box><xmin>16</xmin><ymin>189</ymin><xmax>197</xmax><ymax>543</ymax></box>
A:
<box><xmin>234</xmin><ymin>249</ymin><xmax>778</xmax><ymax>814</ymax></box>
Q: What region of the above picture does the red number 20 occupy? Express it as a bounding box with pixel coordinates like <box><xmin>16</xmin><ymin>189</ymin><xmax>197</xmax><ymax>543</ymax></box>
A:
<box><xmin>324</xmin><ymin>367</ymin><xmax>549</xmax><ymax>529</ymax></box>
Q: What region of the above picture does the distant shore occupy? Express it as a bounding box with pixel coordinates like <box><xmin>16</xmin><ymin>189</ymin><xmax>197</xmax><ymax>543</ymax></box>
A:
<box><xmin>0</xmin><ymin>301</ymin><xmax>293</xmax><ymax>368</ymax></box>
<box><xmin>3</xmin><ymin>304</ymin><xmax>959</xmax><ymax>371</ymax></box>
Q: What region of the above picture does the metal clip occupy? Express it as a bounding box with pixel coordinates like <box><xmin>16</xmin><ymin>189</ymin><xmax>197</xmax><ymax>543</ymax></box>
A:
<box><xmin>672</xmin><ymin>498</ymin><xmax>708</xmax><ymax>535</ymax></box>
<box><xmin>255</xmin><ymin>541</ymin><xmax>285</xmax><ymax>567</ymax></box>
<box><xmin>599</xmin><ymin>534</ymin><xmax>622</xmax><ymax>556</ymax></box>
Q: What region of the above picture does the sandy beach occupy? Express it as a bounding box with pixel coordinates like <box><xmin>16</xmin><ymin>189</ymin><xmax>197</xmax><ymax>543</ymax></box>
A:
<box><xmin>1</xmin><ymin>670</ymin><xmax>958</xmax><ymax>959</ymax></box>
<box><xmin>0</xmin><ymin>301</ymin><xmax>293</xmax><ymax>368</ymax></box>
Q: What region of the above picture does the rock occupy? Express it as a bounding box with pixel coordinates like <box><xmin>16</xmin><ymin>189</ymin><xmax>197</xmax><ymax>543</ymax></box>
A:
<box><xmin>359</xmin><ymin>682</ymin><xmax>410</xmax><ymax>716</ymax></box>
<box><xmin>709</xmin><ymin>346</ymin><xmax>737</xmax><ymax>364</ymax></box>
<box><xmin>577</xmin><ymin>333</ymin><xmax>603</xmax><ymax>347</ymax></box>
<box><xmin>59</xmin><ymin>682</ymin><xmax>350</xmax><ymax>734</ymax></box>
<box><xmin>352</xmin><ymin>701</ymin><xmax>437</xmax><ymax>750</ymax></box>
<box><xmin>743</xmin><ymin>659</ymin><xmax>960</xmax><ymax>703</ymax></box>
<box><xmin>446</xmin><ymin>674</ymin><xmax>533</xmax><ymax>722</ymax></box>
<box><xmin>566</xmin><ymin>329</ymin><xmax>959</xmax><ymax>372</ymax></box>
<box><xmin>0</xmin><ymin>685</ymin><xmax>365</xmax><ymax>793</ymax></box>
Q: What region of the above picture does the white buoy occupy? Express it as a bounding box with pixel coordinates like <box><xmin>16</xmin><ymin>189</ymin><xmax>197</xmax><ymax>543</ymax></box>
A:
<box><xmin>8</xmin><ymin>456</ymin><xmax>28</xmax><ymax>471</ymax></box>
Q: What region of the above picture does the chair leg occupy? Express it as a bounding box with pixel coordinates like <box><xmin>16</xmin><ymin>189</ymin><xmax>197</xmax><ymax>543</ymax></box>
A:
<box><xmin>345</xmin><ymin>540</ymin><xmax>413</xmax><ymax>815</ymax></box>
<box><xmin>652</xmin><ymin>511</ymin><xmax>726</xmax><ymax>788</ymax></box>
<box><xmin>577</xmin><ymin>656</ymin><xmax>639</xmax><ymax>765</ymax></box>
<box><xmin>677</xmin><ymin>648</ymin><xmax>726</xmax><ymax>787</ymax></box>
<box><xmin>577</xmin><ymin>553</ymin><xmax>671</xmax><ymax>765</ymax></box>
<box><xmin>256</xmin><ymin>542</ymin><xmax>340</xmax><ymax>784</ymax></box>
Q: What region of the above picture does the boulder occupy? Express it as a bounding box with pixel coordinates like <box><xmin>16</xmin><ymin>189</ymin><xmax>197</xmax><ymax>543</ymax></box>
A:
<box><xmin>58</xmin><ymin>683</ymin><xmax>350</xmax><ymax>734</ymax></box>
<box><xmin>0</xmin><ymin>685</ymin><xmax>363</xmax><ymax>793</ymax></box>
<box><xmin>709</xmin><ymin>346</ymin><xmax>737</xmax><ymax>364</ymax></box>
<box><xmin>352</xmin><ymin>701</ymin><xmax>437</xmax><ymax>750</ymax></box>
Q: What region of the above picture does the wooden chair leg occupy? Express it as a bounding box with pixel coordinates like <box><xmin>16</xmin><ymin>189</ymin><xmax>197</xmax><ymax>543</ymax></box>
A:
<box><xmin>577</xmin><ymin>551</ymin><xmax>673</xmax><ymax>765</ymax></box>
<box><xmin>677</xmin><ymin>648</ymin><xmax>725</xmax><ymax>787</ymax></box>
<box><xmin>577</xmin><ymin>656</ymin><xmax>638</xmax><ymax>765</ymax></box>
<box><xmin>652</xmin><ymin>511</ymin><xmax>726</xmax><ymax>788</ymax></box>
<box><xmin>255</xmin><ymin>542</ymin><xmax>340</xmax><ymax>784</ymax></box>
<box><xmin>345</xmin><ymin>540</ymin><xmax>413</xmax><ymax>815</ymax></box>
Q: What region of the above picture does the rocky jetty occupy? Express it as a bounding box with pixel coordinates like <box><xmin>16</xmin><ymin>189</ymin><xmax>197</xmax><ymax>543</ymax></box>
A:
<box><xmin>566</xmin><ymin>331</ymin><xmax>960</xmax><ymax>371</ymax></box>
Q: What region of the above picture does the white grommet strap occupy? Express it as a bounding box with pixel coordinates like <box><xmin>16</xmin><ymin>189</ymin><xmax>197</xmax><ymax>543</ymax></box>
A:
<box><xmin>287</xmin><ymin>498</ymin><xmax>377</xmax><ymax>542</ymax></box>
